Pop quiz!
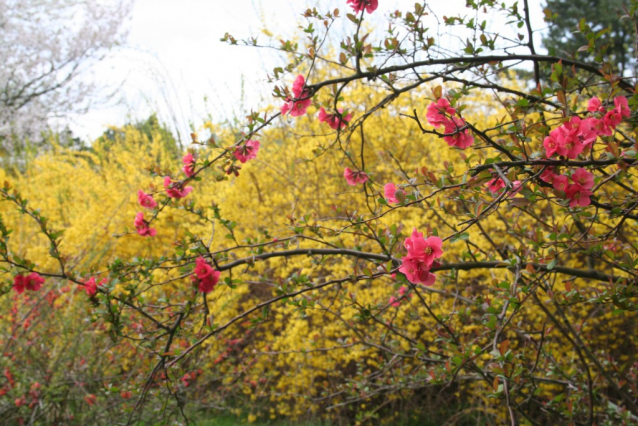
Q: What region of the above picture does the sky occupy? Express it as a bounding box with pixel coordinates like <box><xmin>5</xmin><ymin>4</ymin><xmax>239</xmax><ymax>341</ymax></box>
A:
<box><xmin>69</xmin><ymin>0</ymin><xmax>545</xmax><ymax>142</ymax></box>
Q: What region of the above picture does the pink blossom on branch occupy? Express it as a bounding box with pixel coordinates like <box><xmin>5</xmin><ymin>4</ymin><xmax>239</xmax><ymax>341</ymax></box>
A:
<box><xmin>281</xmin><ymin>75</ymin><xmax>312</xmax><ymax>117</ymax></box>
<box><xmin>404</xmin><ymin>228</ymin><xmax>443</xmax><ymax>267</ymax></box>
<box><xmin>571</xmin><ymin>168</ymin><xmax>594</xmax><ymax>190</ymax></box>
<box><xmin>426</xmin><ymin>98</ymin><xmax>456</xmax><ymax>127</ymax></box>
<box><xmin>486</xmin><ymin>177</ymin><xmax>506</xmax><ymax>195</ymax></box>
<box><xmin>192</xmin><ymin>256</ymin><xmax>221</xmax><ymax>294</ymax></box>
<box><xmin>384</xmin><ymin>182</ymin><xmax>405</xmax><ymax>204</ymax></box>
<box><xmin>318</xmin><ymin>107</ymin><xmax>352</xmax><ymax>130</ymax></box>
<box><xmin>614</xmin><ymin>96</ymin><xmax>631</xmax><ymax>118</ymax></box>
<box><xmin>164</xmin><ymin>176</ymin><xmax>193</xmax><ymax>199</ymax></box>
<box><xmin>84</xmin><ymin>276</ymin><xmax>107</xmax><ymax>296</ymax></box>
<box><xmin>137</xmin><ymin>190</ymin><xmax>157</xmax><ymax>209</ymax></box>
<box><xmin>552</xmin><ymin>175</ymin><xmax>569</xmax><ymax>192</ymax></box>
<box><xmin>399</xmin><ymin>256</ymin><xmax>437</xmax><ymax>286</ymax></box>
<box><xmin>442</xmin><ymin>117</ymin><xmax>474</xmax><ymax>149</ymax></box>
<box><xmin>587</xmin><ymin>97</ymin><xmax>604</xmax><ymax>113</ymax></box>
<box><xmin>13</xmin><ymin>273</ymin><xmax>45</xmax><ymax>294</ymax></box>
<box><xmin>344</xmin><ymin>167</ymin><xmax>368</xmax><ymax>185</ymax></box>
<box><xmin>346</xmin><ymin>0</ymin><xmax>378</xmax><ymax>14</ymax></box>
<box><xmin>565</xmin><ymin>184</ymin><xmax>593</xmax><ymax>208</ymax></box>
<box><xmin>134</xmin><ymin>212</ymin><xmax>156</xmax><ymax>237</ymax></box>
<box><xmin>233</xmin><ymin>140</ymin><xmax>260</xmax><ymax>163</ymax></box>
<box><xmin>182</xmin><ymin>152</ymin><xmax>196</xmax><ymax>177</ymax></box>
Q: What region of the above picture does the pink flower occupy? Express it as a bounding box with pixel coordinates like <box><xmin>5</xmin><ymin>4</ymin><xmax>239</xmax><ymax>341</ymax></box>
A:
<box><xmin>13</xmin><ymin>273</ymin><xmax>45</xmax><ymax>294</ymax></box>
<box><xmin>384</xmin><ymin>182</ymin><xmax>405</xmax><ymax>204</ymax></box>
<box><xmin>555</xmin><ymin>131</ymin><xmax>584</xmax><ymax>159</ymax></box>
<box><xmin>543</xmin><ymin>132</ymin><xmax>560</xmax><ymax>158</ymax></box>
<box><xmin>486</xmin><ymin>177</ymin><xmax>506</xmax><ymax>195</ymax></box>
<box><xmin>137</xmin><ymin>190</ymin><xmax>157</xmax><ymax>209</ymax></box>
<box><xmin>442</xmin><ymin>116</ymin><xmax>473</xmax><ymax>149</ymax></box>
<box><xmin>164</xmin><ymin>176</ymin><xmax>193</xmax><ymax>199</ymax></box>
<box><xmin>233</xmin><ymin>140</ymin><xmax>260</xmax><ymax>163</ymax></box>
<box><xmin>571</xmin><ymin>168</ymin><xmax>594</xmax><ymax>189</ymax></box>
<box><xmin>589</xmin><ymin>117</ymin><xmax>612</xmax><ymax>137</ymax></box>
<box><xmin>182</xmin><ymin>153</ymin><xmax>196</xmax><ymax>177</ymax></box>
<box><xmin>281</xmin><ymin>75</ymin><xmax>312</xmax><ymax>117</ymax></box>
<box><xmin>404</xmin><ymin>228</ymin><xmax>443</xmax><ymax>267</ymax></box>
<box><xmin>614</xmin><ymin>96</ymin><xmax>631</xmax><ymax>118</ymax></box>
<box><xmin>565</xmin><ymin>184</ymin><xmax>592</xmax><ymax>208</ymax></box>
<box><xmin>540</xmin><ymin>167</ymin><xmax>557</xmax><ymax>184</ymax></box>
<box><xmin>318</xmin><ymin>107</ymin><xmax>352</xmax><ymax>130</ymax></box>
<box><xmin>563</xmin><ymin>116</ymin><xmax>597</xmax><ymax>146</ymax></box>
<box><xmin>346</xmin><ymin>0</ymin><xmax>378</xmax><ymax>13</ymax></box>
<box><xmin>587</xmin><ymin>97</ymin><xmax>604</xmax><ymax>113</ymax></box>
<box><xmin>426</xmin><ymin>99</ymin><xmax>456</xmax><ymax>127</ymax></box>
<box><xmin>389</xmin><ymin>296</ymin><xmax>400</xmax><ymax>307</ymax></box>
<box><xmin>604</xmin><ymin>109</ymin><xmax>622</xmax><ymax>129</ymax></box>
<box><xmin>399</xmin><ymin>256</ymin><xmax>437</xmax><ymax>286</ymax></box>
<box><xmin>192</xmin><ymin>256</ymin><xmax>221</xmax><ymax>294</ymax></box>
<box><xmin>84</xmin><ymin>277</ymin><xmax>107</xmax><ymax>296</ymax></box>
<box><xmin>134</xmin><ymin>212</ymin><xmax>157</xmax><ymax>237</ymax></box>
<box><xmin>344</xmin><ymin>167</ymin><xmax>368</xmax><ymax>185</ymax></box>
<box><xmin>552</xmin><ymin>175</ymin><xmax>569</xmax><ymax>192</ymax></box>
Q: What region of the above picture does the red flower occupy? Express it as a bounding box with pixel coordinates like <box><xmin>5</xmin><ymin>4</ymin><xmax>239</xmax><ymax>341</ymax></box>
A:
<box><xmin>164</xmin><ymin>176</ymin><xmax>193</xmax><ymax>199</ymax></box>
<box><xmin>233</xmin><ymin>140</ymin><xmax>260</xmax><ymax>163</ymax></box>
<box><xmin>346</xmin><ymin>0</ymin><xmax>379</xmax><ymax>14</ymax></box>
<box><xmin>134</xmin><ymin>212</ymin><xmax>157</xmax><ymax>237</ymax></box>
<box><xmin>565</xmin><ymin>184</ymin><xmax>592</xmax><ymax>208</ymax></box>
<box><xmin>84</xmin><ymin>394</ymin><xmax>97</xmax><ymax>406</ymax></box>
<box><xmin>442</xmin><ymin>117</ymin><xmax>473</xmax><ymax>149</ymax></box>
<box><xmin>13</xmin><ymin>273</ymin><xmax>45</xmax><ymax>294</ymax></box>
<box><xmin>404</xmin><ymin>228</ymin><xmax>443</xmax><ymax>267</ymax></box>
<box><xmin>281</xmin><ymin>75</ymin><xmax>312</xmax><ymax>117</ymax></box>
<box><xmin>426</xmin><ymin>98</ymin><xmax>456</xmax><ymax>127</ymax></box>
<box><xmin>571</xmin><ymin>168</ymin><xmax>594</xmax><ymax>190</ymax></box>
<box><xmin>192</xmin><ymin>257</ymin><xmax>221</xmax><ymax>294</ymax></box>
<box><xmin>318</xmin><ymin>107</ymin><xmax>352</xmax><ymax>130</ymax></box>
<box><xmin>137</xmin><ymin>190</ymin><xmax>157</xmax><ymax>209</ymax></box>
<box><xmin>84</xmin><ymin>277</ymin><xmax>107</xmax><ymax>296</ymax></box>
<box><xmin>182</xmin><ymin>152</ymin><xmax>196</xmax><ymax>177</ymax></box>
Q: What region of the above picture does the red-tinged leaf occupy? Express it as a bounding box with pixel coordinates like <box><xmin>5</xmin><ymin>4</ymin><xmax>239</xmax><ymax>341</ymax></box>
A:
<box><xmin>499</xmin><ymin>339</ymin><xmax>509</xmax><ymax>356</ymax></box>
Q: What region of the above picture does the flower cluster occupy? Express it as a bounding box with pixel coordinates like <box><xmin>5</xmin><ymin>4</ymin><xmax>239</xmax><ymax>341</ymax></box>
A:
<box><xmin>13</xmin><ymin>272</ymin><xmax>45</xmax><ymax>294</ymax></box>
<box><xmin>281</xmin><ymin>75</ymin><xmax>312</xmax><ymax>117</ymax></box>
<box><xmin>541</xmin><ymin>167</ymin><xmax>594</xmax><ymax>208</ymax></box>
<box><xmin>425</xmin><ymin>98</ymin><xmax>474</xmax><ymax>149</ymax></box>
<box><xmin>543</xmin><ymin>96</ymin><xmax>629</xmax><ymax>159</ymax></box>
<box><xmin>398</xmin><ymin>228</ymin><xmax>442</xmax><ymax>285</ymax></box>
<box><xmin>344</xmin><ymin>167</ymin><xmax>368</xmax><ymax>185</ymax></box>
<box><xmin>192</xmin><ymin>256</ymin><xmax>221</xmax><ymax>294</ymax></box>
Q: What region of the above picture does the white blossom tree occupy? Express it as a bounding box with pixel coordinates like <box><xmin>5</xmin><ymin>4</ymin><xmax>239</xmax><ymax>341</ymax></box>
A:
<box><xmin>0</xmin><ymin>0</ymin><xmax>132</xmax><ymax>150</ymax></box>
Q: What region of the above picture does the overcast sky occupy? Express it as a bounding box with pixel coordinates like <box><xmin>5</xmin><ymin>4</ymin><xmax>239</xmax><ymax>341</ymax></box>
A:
<box><xmin>69</xmin><ymin>0</ymin><xmax>544</xmax><ymax>142</ymax></box>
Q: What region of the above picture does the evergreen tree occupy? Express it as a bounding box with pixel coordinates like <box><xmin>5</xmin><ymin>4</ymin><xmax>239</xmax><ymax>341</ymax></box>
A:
<box><xmin>543</xmin><ymin>0</ymin><xmax>636</xmax><ymax>75</ymax></box>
